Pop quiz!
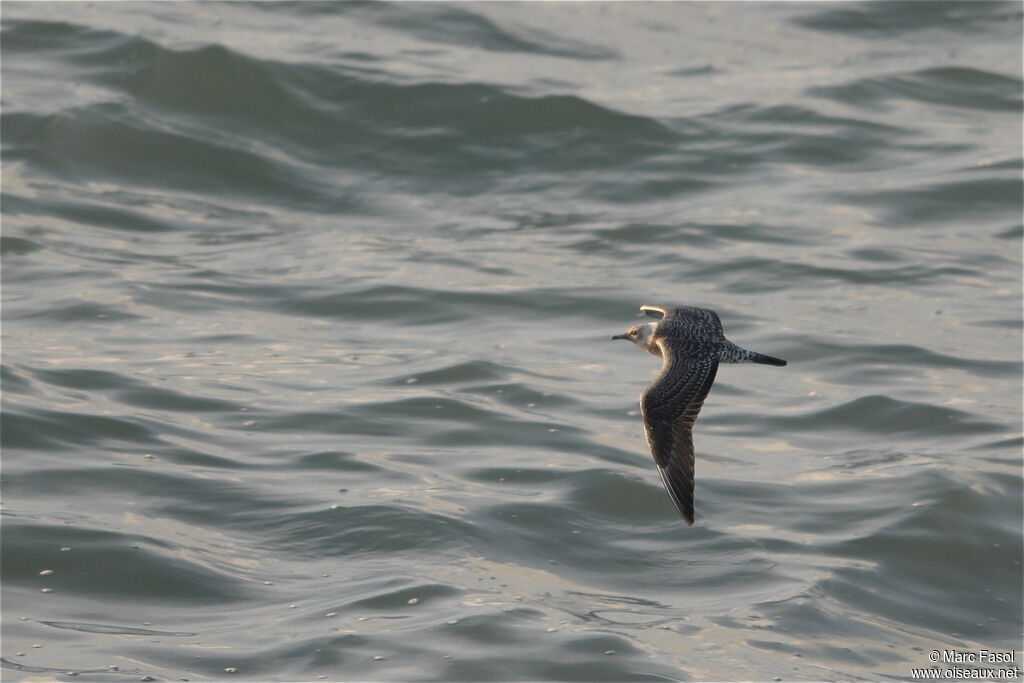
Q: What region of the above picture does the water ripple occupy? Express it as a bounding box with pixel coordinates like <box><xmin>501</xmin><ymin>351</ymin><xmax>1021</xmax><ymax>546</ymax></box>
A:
<box><xmin>2</xmin><ymin>3</ymin><xmax>1020</xmax><ymax>681</ymax></box>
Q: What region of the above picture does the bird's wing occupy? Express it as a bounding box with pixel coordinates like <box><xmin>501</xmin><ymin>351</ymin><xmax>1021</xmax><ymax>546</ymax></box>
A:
<box><xmin>640</xmin><ymin>304</ymin><xmax>675</xmax><ymax>319</ymax></box>
<box><xmin>640</xmin><ymin>351</ymin><xmax>719</xmax><ymax>526</ymax></box>
<box><xmin>640</xmin><ymin>305</ymin><xmax>724</xmax><ymax>334</ymax></box>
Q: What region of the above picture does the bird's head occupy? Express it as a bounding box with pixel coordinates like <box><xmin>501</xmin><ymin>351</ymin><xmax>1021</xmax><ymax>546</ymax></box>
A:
<box><xmin>611</xmin><ymin>322</ymin><xmax>660</xmax><ymax>355</ymax></box>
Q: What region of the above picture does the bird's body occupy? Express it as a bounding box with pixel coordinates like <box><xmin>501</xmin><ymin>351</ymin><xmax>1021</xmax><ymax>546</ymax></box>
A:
<box><xmin>612</xmin><ymin>304</ymin><xmax>786</xmax><ymax>525</ymax></box>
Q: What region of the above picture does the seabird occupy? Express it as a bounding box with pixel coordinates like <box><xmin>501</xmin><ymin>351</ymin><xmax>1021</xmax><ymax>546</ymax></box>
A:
<box><xmin>612</xmin><ymin>304</ymin><xmax>787</xmax><ymax>526</ymax></box>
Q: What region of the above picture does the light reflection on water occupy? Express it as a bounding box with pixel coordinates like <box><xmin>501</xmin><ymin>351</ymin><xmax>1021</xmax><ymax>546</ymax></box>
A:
<box><xmin>2</xmin><ymin>1</ymin><xmax>1021</xmax><ymax>681</ymax></box>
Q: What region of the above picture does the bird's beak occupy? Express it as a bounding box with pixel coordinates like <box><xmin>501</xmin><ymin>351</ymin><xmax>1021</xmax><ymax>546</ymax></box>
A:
<box><xmin>611</xmin><ymin>334</ymin><xmax>626</xmax><ymax>341</ymax></box>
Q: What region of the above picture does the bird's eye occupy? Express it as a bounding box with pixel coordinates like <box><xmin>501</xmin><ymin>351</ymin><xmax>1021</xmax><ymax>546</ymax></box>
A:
<box><xmin>629</xmin><ymin>329</ymin><xmax>638</xmax><ymax>336</ymax></box>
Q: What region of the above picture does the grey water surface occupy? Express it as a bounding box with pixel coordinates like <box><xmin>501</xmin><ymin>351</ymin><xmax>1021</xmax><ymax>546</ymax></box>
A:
<box><xmin>2</xmin><ymin>2</ymin><xmax>1022</xmax><ymax>681</ymax></box>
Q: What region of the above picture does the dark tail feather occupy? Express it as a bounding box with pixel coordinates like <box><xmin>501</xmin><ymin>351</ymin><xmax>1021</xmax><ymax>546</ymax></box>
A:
<box><xmin>750</xmin><ymin>352</ymin><xmax>787</xmax><ymax>367</ymax></box>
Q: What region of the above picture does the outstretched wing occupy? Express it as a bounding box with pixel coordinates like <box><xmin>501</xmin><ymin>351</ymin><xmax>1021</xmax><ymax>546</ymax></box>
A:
<box><xmin>640</xmin><ymin>304</ymin><xmax>723</xmax><ymax>336</ymax></box>
<box><xmin>640</xmin><ymin>352</ymin><xmax>719</xmax><ymax>526</ymax></box>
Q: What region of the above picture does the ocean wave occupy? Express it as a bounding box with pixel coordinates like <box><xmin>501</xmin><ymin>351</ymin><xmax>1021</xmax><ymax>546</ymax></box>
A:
<box><xmin>2</xmin><ymin>2</ymin><xmax>1020</xmax><ymax>680</ymax></box>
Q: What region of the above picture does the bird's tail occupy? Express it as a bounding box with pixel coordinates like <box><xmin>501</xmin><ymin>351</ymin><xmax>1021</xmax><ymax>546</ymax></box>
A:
<box><xmin>748</xmin><ymin>351</ymin><xmax>787</xmax><ymax>367</ymax></box>
<box><xmin>720</xmin><ymin>342</ymin><xmax>787</xmax><ymax>366</ymax></box>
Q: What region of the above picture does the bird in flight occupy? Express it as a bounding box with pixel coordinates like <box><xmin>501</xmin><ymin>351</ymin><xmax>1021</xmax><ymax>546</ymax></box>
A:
<box><xmin>612</xmin><ymin>304</ymin><xmax>787</xmax><ymax>526</ymax></box>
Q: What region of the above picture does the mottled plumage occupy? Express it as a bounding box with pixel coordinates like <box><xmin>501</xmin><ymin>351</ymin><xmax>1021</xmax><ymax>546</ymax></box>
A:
<box><xmin>612</xmin><ymin>304</ymin><xmax>787</xmax><ymax>525</ymax></box>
